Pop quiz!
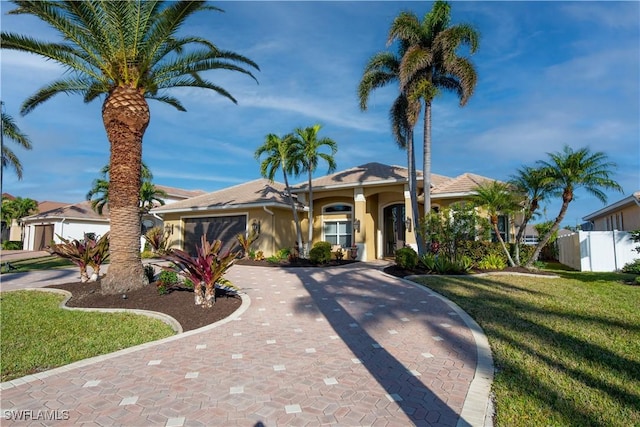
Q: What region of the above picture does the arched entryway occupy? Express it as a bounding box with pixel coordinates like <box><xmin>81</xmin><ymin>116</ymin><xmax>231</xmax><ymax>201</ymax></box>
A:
<box><xmin>383</xmin><ymin>204</ymin><xmax>406</xmax><ymax>257</ymax></box>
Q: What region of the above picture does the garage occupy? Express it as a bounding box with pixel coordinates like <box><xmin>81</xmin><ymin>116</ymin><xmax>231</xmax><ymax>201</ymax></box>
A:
<box><xmin>183</xmin><ymin>215</ymin><xmax>247</xmax><ymax>256</ymax></box>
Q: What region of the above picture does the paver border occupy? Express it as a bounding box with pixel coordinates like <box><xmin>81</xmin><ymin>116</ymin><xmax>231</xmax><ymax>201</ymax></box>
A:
<box><xmin>0</xmin><ymin>288</ymin><xmax>251</xmax><ymax>390</ymax></box>
<box><xmin>394</xmin><ymin>273</ymin><xmax>495</xmax><ymax>427</ymax></box>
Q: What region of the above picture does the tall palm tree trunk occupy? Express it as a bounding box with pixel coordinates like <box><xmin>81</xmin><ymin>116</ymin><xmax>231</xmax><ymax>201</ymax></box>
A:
<box><xmin>307</xmin><ymin>171</ymin><xmax>314</xmax><ymax>256</ymax></box>
<box><xmin>423</xmin><ymin>99</ymin><xmax>432</xmax><ymax>222</ymax></box>
<box><xmin>283</xmin><ymin>171</ymin><xmax>304</xmax><ymax>256</ymax></box>
<box><xmin>100</xmin><ymin>86</ymin><xmax>149</xmax><ymax>294</ymax></box>
<box><xmin>407</xmin><ymin>129</ymin><xmax>424</xmax><ymax>255</ymax></box>
<box><xmin>491</xmin><ymin>219</ymin><xmax>516</xmax><ymax>267</ymax></box>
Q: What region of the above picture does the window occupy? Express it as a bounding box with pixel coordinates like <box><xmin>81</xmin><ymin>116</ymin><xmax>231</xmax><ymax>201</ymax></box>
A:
<box><xmin>324</xmin><ymin>204</ymin><xmax>352</xmax><ymax>213</ymax></box>
<box><xmin>491</xmin><ymin>215</ymin><xmax>509</xmax><ymax>242</ymax></box>
<box><xmin>324</xmin><ymin>221</ymin><xmax>352</xmax><ymax>247</ymax></box>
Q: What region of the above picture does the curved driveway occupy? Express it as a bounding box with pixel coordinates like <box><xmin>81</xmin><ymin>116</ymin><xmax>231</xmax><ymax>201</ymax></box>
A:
<box><xmin>1</xmin><ymin>263</ymin><xmax>493</xmax><ymax>426</ymax></box>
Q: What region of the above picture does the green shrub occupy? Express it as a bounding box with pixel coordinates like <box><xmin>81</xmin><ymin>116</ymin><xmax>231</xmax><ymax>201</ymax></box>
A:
<box><xmin>157</xmin><ymin>270</ymin><xmax>179</xmax><ymax>285</ymax></box>
<box><xmin>183</xmin><ymin>278</ymin><xmax>194</xmax><ymax>289</ymax></box>
<box><xmin>276</xmin><ymin>247</ymin><xmax>291</xmax><ymax>260</ymax></box>
<box><xmin>141</xmin><ymin>250</ymin><xmax>156</xmax><ymax>259</ymax></box>
<box><xmin>478</xmin><ymin>253</ymin><xmax>507</xmax><ymax>270</ymax></box>
<box><xmin>420</xmin><ymin>253</ymin><xmax>437</xmax><ymax>272</ymax></box>
<box><xmin>156</xmin><ymin>284</ymin><xmax>169</xmax><ymax>295</ymax></box>
<box><xmin>621</xmin><ymin>259</ymin><xmax>640</xmax><ymax>275</ymax></box>
<box><xmin>309</xmin><ymin>241</ymin><xmax>332</xmax><ymax>264</ymax></box>
<box><xmin>2</xmin><ymin>241</ymin><xmax>23</xmax><ymax>250</ymax></box>
<box><xmin>395</xmin><ymin>246</ymin><xmax>418</xmax><ymax>269</ymax></box>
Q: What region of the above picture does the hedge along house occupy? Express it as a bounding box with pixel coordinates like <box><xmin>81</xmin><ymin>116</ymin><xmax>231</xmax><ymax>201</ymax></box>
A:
<box><xmin>291</xmin><ymin>162</ymin><xmax>502</xmax><ymax>261</ymax></box>
<box><xmin>153</xmin><ymin>162</ymin><xmax>508</xmax><ymax>261</ymax></box>
<box><xmin>151</xmin><ymin>179</ymin><xmax>305</xmax><ymax>257</ymax></box>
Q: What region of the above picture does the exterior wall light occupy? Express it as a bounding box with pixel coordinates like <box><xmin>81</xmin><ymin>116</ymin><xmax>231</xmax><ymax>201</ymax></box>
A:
<box><xmin>353</xmin><ymin>219</ymin><xmax>361</xmax><ymax>233</ymax></box>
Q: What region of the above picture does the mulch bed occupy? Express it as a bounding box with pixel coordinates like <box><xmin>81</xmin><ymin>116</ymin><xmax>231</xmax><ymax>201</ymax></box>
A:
<box><xmin>235</xmin><ymin>258</ymin><xmax>359</xmax><ymax>268</ymax></box>
<box><xmin>47</xmin><ymin>281</ymin><xmax>242</xmax><ymax>332</ymax></box>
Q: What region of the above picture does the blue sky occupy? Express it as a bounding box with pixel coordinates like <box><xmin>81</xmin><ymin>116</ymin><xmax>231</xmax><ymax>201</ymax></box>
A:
<box><xmin>1</xmin><ymin>1</ymin><xmax>638</xmax><ymax>227</ymax></box>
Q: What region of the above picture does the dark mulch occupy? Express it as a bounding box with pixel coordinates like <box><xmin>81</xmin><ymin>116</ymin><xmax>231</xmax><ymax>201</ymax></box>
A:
<box><xmin>47</xmin><ymin>282</ymin><xmax>242</xmax><ymax>332</ymax></box>
<box><xmin>235</xmin><ymin>258</ymin><xmax>359</xmax><ymax>268</ymax></box>
<box><xmin>384</xmin><ymin>264</ymin><xmax>557</xmax><ymax>278</ymax></box>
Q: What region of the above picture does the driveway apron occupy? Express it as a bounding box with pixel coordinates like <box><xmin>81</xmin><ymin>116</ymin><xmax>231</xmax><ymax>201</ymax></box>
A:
<box><xmin>1</xmin><ymin>264</ymin><xmax>492</xmax><ymax>426</ymax></box>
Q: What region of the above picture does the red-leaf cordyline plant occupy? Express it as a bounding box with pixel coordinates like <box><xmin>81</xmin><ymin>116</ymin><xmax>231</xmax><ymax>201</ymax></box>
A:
<box><xmin>48</xmin><ymin>233</ymin><xmax>110</xmax><ymax>282</ymax></box>
<box><xmin>144</xmin><ymin>226</ymin><xmax>172</xmax><ymax>255</ymax></box>
<box><xmin>162</xmin><ymin>235</ymin><xmax>239</xmax><ymax>308</ymax></box>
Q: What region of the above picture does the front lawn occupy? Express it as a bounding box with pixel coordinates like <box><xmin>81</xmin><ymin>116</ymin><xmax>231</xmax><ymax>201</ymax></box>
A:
<box><xmin>0</xmin><ymin>290</ymin><xmax>175</xmax><ymax>382</ymax></box>
<box><xmin>411</xmin><ymin>269</ymin><xmax>640</xmax><ymax>427</ymax></box>
<box><xmin>0</xmin><ymin>255</ymin><xmax>75</xmax><ymax>273</ymax></box>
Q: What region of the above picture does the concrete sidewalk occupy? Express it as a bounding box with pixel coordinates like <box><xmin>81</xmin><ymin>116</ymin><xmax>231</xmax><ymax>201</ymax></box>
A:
<box><xmin>0</xmin><ymin>263</ymin><xmax>493</xmax><ymax>426</ymax></box>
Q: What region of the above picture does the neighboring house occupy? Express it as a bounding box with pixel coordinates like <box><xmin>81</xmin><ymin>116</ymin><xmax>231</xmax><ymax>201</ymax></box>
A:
<box><xmin>152</xmin><ymin>179</ymin><xmax>303</xmax><ymax>256</ymax></box>
<box><xmin>582</xmin><ymin>191</ymin><xmax>640</xmax><ymax>232</ymax></box>
<box><xmin>152</xmin><ymin>162</ymin><xmax>509</xmax><ymax>261</ymax></box>
<box><xmin>21</xmin><ymin>185</ymin><xmax>203</xmax><ymax>251</ymax></box>
<box><xmin>22</xmin><ymin>201</ymin><xmax>109</xmax><ymax>251</ymax></box>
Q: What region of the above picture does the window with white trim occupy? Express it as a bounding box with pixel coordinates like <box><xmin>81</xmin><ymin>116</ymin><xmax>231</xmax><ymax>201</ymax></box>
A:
<box><xmin>324</xmin><ymin>221</ymin><xmax>352</xmax><ymax>247</ymax></box>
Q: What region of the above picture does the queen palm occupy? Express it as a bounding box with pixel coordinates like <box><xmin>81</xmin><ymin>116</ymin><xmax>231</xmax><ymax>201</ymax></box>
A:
<box><xmin>525</xmin><ymin>145</ymin><xmax>622</xmax><ymax>268</ymax></box>
<box><xmin>255</xmin><ymin>133</ymin><xmax>304</xmax><ymax>254</ymax></box>
<box><xmin>2</xmin><ymin>1</ymin><xmax>259</xmax><ymax>293</ymax></box>
<box><xmin>358</xmin><ymin>50</ymin><xmax>425</xmax><ymax>255</ymax></box>
<box><xmin>388</xmin><ymin>0</ymin><xmax>479</xmax><ymax>215</ymax></box>
<box><xmin>291</xmin><ymin>124</ymin><xmax>337</xmax><ymax>252</ymax></box>
<box><xmin>1</xmin><ymin>102</ymin><xmax>33</xmax><ymax>188</ymax></box>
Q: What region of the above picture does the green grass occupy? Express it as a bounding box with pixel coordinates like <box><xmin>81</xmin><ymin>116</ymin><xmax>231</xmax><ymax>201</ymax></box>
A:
<box><xmin>0</xmin><ymin>255</ymin><xmax>75</xmax><ymax>273</ymax></box>
<box><xmin>0</xmin><ymin>291</ymin><xmax>175</xmax><ymax>382</ymax></box>
<box><xmin>411</xmin><ymin>270</ymin><xmax>640</xmax><ymax>427</ymax></box>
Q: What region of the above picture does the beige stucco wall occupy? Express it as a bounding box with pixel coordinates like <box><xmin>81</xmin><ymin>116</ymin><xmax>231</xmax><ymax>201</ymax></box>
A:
<box><xmin>160</xmin><ymin>206</ymin><xmax>301</xmax><ymax>258</ymax></box>
<box><xmin>590</xmin><ymin>204</ymin><xmax>640</xmax><ymax>231</ymax></box>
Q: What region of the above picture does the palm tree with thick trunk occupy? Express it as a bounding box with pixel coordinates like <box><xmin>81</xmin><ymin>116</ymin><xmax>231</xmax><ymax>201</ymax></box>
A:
<box><xmin>525</xmin><ymin>145</ymin><xmax>623</xmax><ymax>268</ymax></box>
<box><xmin>1</xmin><ymin>102</ymin><xmax>33</xmax><ymax>191</ymax></box>
<box><xmin>471</xmin><ymin>181</ymin><xmax>522</xmax><ymax>267</ymax></box>
<box><xmin>255</xmin><ymin>133</ymin><xmax>304</xmax><ymax>254</ymax></box>
<box><xmin>388</xmin><ymin>0</ymin><xmax>479</xmax><ymax>215</ymax></box>
<box><xmin>358</xmin><ymin>50</ymin><xmax>425</xmax><ymax>255</ymax></box>
<box><xmin>291</xmin><ymin>124</ymin><xmax>337</xmax><ymax>253</ymax></box>
<box><xmin>2</xmin><ymin>1</ymin><xmax>259</xmax><ymax>293</ymax></box>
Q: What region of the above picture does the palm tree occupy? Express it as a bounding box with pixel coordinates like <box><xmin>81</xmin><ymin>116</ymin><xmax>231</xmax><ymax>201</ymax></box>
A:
<box><xmin>388</xmin><ymin>0</ymin><xmax>479</xmax><ymax>215</ymax></box>
<box><xmin>509</xmin><ymin>165</ymin><xmax>554</xmax><ymax>265</ymax></box>
<box><xmin>1</xmin><ymin>196</ymin><xmax>38</xmax><ymax>242</ymax></box>
<box><xmin>2</xmin><ymin>1</ymin><xmax>259</xmax><ymax>293</ymax></box>
<box><xmin>358</xmin><ymin>50</ymin><xmax>425</xmax><ymax>255</ymax></box>
<box><xmin>470</xmin><ymin>181</ymin><xmax>522</xmax><ymax>267</ymax></box>
<box><xmin>86</xmin><ymin>162</ymin><xmax>166</xmax><ymax>215</ymax></box>
<box><xmin>1</xmin><ymin>102</ymin><xmax>33</xmax><ymax>189</ymax></box>
<box><xmin>255</xmin><ymin>133</ymin><xmax>303</xmax><ymax>254</ymax></box>
<box><xmin>291</xmin><ymin>124</ymin><xmax>337</xmax><ymax>252</ymax></box>
<box><xmin>525</xmin><ymin>145</ymin><xmax>623</xmax><ymax>268</ymax></box>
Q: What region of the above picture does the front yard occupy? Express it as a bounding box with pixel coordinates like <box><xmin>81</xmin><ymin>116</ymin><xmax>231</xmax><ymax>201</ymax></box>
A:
<box><xmin>411</xmin><ymin>268</ymin><xmax>639</xmax><ymax>426</ymax></box>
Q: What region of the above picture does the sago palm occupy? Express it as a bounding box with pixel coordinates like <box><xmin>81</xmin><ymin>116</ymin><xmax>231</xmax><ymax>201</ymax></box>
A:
<box><xmin>291</xmin><ymin>124</ymin><xmax>337</xmax><ymax>251</ymax></box>
<box><xmin>1</xmin><ymin>102</ymin><xmax>33</xmax><ymax>186</ymax></box>
<box><xmin>2</xmin><ymin>1</ymin><xmax>259</xmax><ymax>293</ymax></box>
<box><xmin>388</xmin><ymin>0</ymin><xmax>479</xmax><ymax>214</ymax></box>
<box><xmin>255</xmin><ymin>133</ymin><xmax>304</xmax><ymax>254</ymax></box>
<box><xmin>525</xmin><ymin>145</ymin><xmax>623</xmax><ymax>268</ymax></box>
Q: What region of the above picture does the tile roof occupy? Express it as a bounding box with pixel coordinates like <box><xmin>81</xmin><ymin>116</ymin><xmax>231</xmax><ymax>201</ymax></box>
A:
<box><xmin>155</xmin><ymin>185</ymin><xmax>206</xmax><ymax>200</ymax></box>
<box><xmin>431</xmin><ymin>173</ymin><xmax>498</xmax><ymax>195</ymax></box>
<box><xmin>22</xmin><ymin>201</ymin><xmax>108</xmax><ymax>222</ymax></box>
<box><xmin>152</xmin><ymin>179</ymin><xmax>300</xmax><ymax>213</ymax></box>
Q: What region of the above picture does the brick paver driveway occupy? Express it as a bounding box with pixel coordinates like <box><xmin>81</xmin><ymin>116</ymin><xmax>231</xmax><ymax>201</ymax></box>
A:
<box><xmin>1</xmin><ymin>263</ymin><xmax>493</xmax><ymax>426</ymax></box>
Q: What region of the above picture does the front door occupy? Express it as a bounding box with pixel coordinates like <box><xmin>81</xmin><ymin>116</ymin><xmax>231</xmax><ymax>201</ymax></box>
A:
<box><xmin>383</xmin><ymin>204</ymin><xmax>406</xmax><ymax>257</ymax></box>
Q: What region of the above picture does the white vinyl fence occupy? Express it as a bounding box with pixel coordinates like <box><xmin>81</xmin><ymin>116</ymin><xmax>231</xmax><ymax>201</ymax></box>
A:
<box><xmin>557</xmin><ymin>231</ymin><xmax>637</xmax><ymax>272</ymax></box>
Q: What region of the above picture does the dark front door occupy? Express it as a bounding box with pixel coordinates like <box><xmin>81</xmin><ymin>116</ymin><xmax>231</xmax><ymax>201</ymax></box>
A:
<box><xmin>383</xmin><ymin>204</ymin><xmax>406</xmax><ymax>257</ymax></box>
<box><xmin>183</xmin><ymin>215</ymin><xmax>247</xmax><ymax>256</ymax></box>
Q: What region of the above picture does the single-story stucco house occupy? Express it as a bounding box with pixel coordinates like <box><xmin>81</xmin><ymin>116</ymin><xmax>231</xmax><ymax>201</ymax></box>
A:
<box><xmin>153</xmin><ymin>162</ymin><xmax>509</xmax><ymax>261</ymax></box>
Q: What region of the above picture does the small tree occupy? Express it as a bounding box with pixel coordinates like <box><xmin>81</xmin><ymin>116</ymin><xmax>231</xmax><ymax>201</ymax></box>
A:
<box><xmin>161</xmin><ymin>235</ymin><xmax>239</xmax><ymax>308</ymax></box>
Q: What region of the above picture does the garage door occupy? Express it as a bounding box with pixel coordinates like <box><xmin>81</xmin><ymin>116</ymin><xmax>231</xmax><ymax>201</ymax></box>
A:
<box><xmin>183</xmin><ymin>215</ymin><xmax>246</xmax><ymax>256</ymax></box>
